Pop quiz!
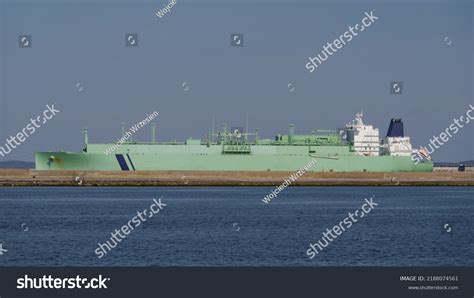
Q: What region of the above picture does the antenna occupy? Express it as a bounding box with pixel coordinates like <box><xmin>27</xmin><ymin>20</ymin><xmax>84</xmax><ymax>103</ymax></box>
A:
<box><xmin>83</xmin><ymin>127</ymin><xmax>89</xmax><ymax>146</ymax></box>
<box><xmin>245</xmin><ymin>112</ymin><xmax>248</xmax><ymax>141</ymax></box>
<box><xmin>245</xmin><ymin>113</ymin><xmax>248</xmax><ymax>134</ymax></box>
<box><xmin>151</xmin><ymin>123</ymin><xmax>156</xmax><ymax>142</ymax></box>
<box><xmin>212</xmin><ymin>112</ymin><xmax>215</xmax><ymax>141</ymax></box>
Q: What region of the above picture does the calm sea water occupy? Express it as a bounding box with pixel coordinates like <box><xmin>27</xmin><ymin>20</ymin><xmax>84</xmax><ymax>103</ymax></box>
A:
<box><xmin>0</xmin><ymin>187</ymin><xmax>472</xmax><ymax>266</ymax></box>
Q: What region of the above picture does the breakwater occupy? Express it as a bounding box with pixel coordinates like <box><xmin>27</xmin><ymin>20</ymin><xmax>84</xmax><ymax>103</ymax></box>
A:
<box><xmin>0</xmin><ymin>169</ymin><xmax>472</xmax><ymax>186</ymax></box>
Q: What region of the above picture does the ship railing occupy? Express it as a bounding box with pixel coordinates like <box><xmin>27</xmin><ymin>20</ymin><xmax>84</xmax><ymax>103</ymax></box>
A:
<box><xmin>117</xmin><ymin>141</ymin><xmax>187</xmax><ymax>145</ymax></box>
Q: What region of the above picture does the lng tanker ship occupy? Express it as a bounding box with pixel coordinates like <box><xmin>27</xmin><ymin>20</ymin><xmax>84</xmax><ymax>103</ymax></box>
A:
<box><xmin>35</xmin><ymin>112</ymin><xmax>433</xmax><ymax>172</ymax></box>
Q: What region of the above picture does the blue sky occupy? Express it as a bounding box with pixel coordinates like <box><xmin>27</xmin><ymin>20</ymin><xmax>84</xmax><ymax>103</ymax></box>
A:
<box><xmin>0</xmin><ymin>0</ymin><xmax>472</xmax><ymax>161</ymax></box>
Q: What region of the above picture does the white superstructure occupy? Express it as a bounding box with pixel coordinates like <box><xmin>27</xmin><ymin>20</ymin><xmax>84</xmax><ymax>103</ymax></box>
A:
<box><xmin>345</xmin><ymin>112</ymin><xmax>380</xmax><ymax>156</ymax></box>
<box><xmin>343</xmin><ymin>112</ymin><xmax>415</xmax><ymax>157</ymax></box>
<box><xmin>380</xmin><ymin>137</ymin><xmax>413</xmax><ymax>156</ymax></box>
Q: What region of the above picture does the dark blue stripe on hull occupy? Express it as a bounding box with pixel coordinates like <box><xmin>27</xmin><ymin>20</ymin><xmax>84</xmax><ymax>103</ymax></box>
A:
<box><xmin>115</xmin><ymin>154</ymin><xmax>129</xmax><ymax>171</ymax></box>
<box><xmin>126</xmin><ymin>154</ymin><xmax>136</xmax><ymax>171</ymax></box>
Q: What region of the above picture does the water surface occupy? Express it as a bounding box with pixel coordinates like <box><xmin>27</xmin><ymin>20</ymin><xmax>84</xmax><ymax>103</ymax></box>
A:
<box><xmin>0</xmin><ymin>187</ymin><xmax>472</xmax><ymax>266</ymax></box>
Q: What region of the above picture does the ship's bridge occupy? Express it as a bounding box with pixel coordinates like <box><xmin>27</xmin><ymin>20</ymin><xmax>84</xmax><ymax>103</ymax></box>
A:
<box><xmin>344</xmin><ymin>112</ymin><xmax>380</xmax><ymax>156</ymax></box>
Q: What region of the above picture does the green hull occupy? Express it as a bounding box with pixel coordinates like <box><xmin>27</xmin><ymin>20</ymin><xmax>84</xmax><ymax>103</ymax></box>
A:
<box><xmin>35</xmin><ymin>143</ymin><xmax>433</xmax><ymax>172</ymax></box>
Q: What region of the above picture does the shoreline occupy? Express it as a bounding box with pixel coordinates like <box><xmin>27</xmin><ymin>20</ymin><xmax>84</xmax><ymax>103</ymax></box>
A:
<box><xmin>0</xmin><ymin>169</ymin><xmax>473</xmax><ymax>187</ymax></box>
